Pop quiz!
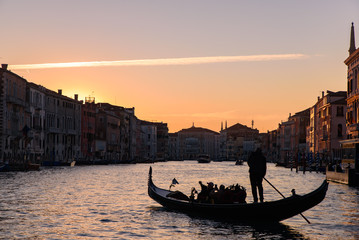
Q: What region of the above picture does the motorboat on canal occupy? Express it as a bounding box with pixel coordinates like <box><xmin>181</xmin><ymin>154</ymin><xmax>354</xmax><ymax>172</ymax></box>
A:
<box><xmin>148</xmin><ymin>167</ymin><xmax>329</xmax><ymax>222</ymax></box>
<box><xmin>197</xmin><ymin>154</ymin><xmax>211</xmax><ymax>163</ymax></box>
<box><xmin>235</xmin><ymin>159</ymin><xmax>244</xmax><ymax>165</ymax></box>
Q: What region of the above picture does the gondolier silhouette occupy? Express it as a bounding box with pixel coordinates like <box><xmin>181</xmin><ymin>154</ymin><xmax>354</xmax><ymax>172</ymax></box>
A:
<box><xmin>248</xmin><ymin>148</ymin><xmax>267</xmax><ymax>203</ymax></box>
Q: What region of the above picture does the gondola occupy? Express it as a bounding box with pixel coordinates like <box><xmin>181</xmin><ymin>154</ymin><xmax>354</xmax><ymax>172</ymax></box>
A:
<box><xmin>148</xmin><ymin>167</ymin><xmax>328</xmax><ymax>222</ymax></box>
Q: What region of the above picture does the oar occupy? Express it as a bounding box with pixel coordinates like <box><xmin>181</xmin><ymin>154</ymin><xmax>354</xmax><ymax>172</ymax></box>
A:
<box><xmin>263</xmin><ymin>177</ymin><xmax>311</xmax><ymax>224</ymax></box>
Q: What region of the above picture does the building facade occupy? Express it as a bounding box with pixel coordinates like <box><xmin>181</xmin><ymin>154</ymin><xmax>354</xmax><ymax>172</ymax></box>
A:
<box><xmin>81</xmin><ymin>97</ymin><xmax>96</xmax><ymax>161</ymax></box>
<box><xmin>152</xmin><ymin>122</ymin><xmax>169</xmax><ymax>161</ymax></box>
<box><xmin>220</xmin><ymin>123</ymin><xmax>259</xmax><ymax>161</ymax></box>
<box><xmin>95</xmin><ymin>104</ymin><xmax>122</xmax><ymax>163</ymax></box>
<box><xmin>342</xmin><ymin>22</ymin><xmax>359</xmax><ymax>173</ymax></box>
<box><xmin>44</xmin><ymin>89</ymin><xmax>82</xmax><ymax>164</ymax></box>
<box><xmin>266</xmin><ymin>129</ymin><xmax>278</xmax><ymax>162</ymax></box>
<box><xmin>168</xmin><ymin>133</ymin><xmax>179</xmax><ymax>161</ymax></box>
<box><xmin>27</xmin><ymin>82</ymin><xmax>46</xmax><ymax>163</ymax></box>
<box><xmin>97</xmin><ymin>103</ymin><xmax>136</xmax><ymax>162</ymax></box>
<box><xmin>177</xmin><ymin>125</ymin><xmax>219</xmax><ymax>160</ymax></box>
<box><xmin>316</xmin><ymin>91</ymin><xmax>346</xmax><ymax>159</ymax></box>
<box><xmin>277</xmin><ymin>109</ymin><xmax>310</xmax><ymax>166</ymax></box>
<box><xmin>139</xmin><ymin>120</ymin><xmax>157</xmax><ymax>162</ymax></box>
<box><xmin>0</xmin><ymin>64</ymin><xmax>29</xmax><ymax>164</ymax></box>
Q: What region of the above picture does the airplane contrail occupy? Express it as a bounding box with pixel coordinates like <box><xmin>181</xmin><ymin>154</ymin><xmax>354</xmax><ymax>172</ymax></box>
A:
<box><xmin>10</xmin><ymin>54</ymin><xmax>308</xmax><ymax>70</ymax></box>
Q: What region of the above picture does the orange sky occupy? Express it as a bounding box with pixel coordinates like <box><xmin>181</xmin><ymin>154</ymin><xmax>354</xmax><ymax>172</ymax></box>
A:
<box><xmin>1</xmin><ymin>1</ymin><xmax>358</xmax><ymax>133</ymax></box>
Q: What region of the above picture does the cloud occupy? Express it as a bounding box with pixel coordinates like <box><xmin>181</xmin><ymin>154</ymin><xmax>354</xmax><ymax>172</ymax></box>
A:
<box><xmin>10</xmin><ymin>54</ymin><xmax>308</xmax><ymax>70</ymax></box>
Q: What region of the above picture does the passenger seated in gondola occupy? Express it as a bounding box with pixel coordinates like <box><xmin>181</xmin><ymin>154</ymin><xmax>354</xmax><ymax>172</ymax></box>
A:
<box><xmin>197</xmin><ymin>181</ymin><xmax>208</xmax><ymax>202</ymax></box>
<box><xmin>196</xmin><ymin>181</ymin><xmax>247</xmax><ymax>204</ymax></box>
<box><xmin>197</xmin><ymin>181</ymin><xmax>215</xmax><ymax>203</ymax></box>
<box><xmin>189</xmin><ymin>187</ymin><xmax>198</xmax><ymax>201</ymax></box>
<box><xmin>232</xmin><ymin>184</ymin><xmax>247</xmax><ymax>203</ymax></box>
<box><xmin>212</xmin><ymin>184</ymin><xmax>226</xmax><ymax>204</ymax></box>
<box><xmin>212</xmin><ymin>184</ymin><xmax>247</xmax><ymax>204</ymax></box>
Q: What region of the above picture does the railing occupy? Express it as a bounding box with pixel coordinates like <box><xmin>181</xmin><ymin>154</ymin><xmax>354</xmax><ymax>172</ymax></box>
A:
<box><xmin>6</xmin><ymin>95</ymin><xmax>25</xmax><ymax>106</ymax></box>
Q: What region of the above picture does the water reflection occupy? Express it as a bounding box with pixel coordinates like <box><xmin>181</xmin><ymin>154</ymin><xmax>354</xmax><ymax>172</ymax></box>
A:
<box><xmin>0</xmin><ymin>162</ymin><xmax>358</xmax><ymax>239</ymax></box>
<box><xmin>149</xmin><ymin>206</ymin><xmax>308</xmax><ymax>239</ymax></box>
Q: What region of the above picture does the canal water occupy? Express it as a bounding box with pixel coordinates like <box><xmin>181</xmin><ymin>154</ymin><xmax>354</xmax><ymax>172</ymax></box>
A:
<box><xmin>0</xmin><ymin>161</ymin><xmax>358</xmax><ymax>239</ymax></box>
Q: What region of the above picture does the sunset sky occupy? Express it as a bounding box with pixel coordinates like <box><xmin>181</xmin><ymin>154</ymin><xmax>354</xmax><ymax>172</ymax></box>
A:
<box><xmin>1</xmin><ymin>0</ymin><xmax>359</xmax><ymax>133</ymax></box>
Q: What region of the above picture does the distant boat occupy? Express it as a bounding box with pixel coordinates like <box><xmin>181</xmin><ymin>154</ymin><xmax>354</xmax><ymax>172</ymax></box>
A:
<box><xmin>235</xmin><ymin>159</ymin><xmax>244</xmax><ymax>165</ymax></box>
<box><xmin>26</xmin><ymin>162</ymin><xmax>40</xmax><ymax>171</ymax></box>
<box><xmin>136</xmin><ymin>158</ymin><xmax>155</xmax><ymax>164</ymax></box>
<box><xmin>42</xmin><ymin>160</ymin><xmax>76</xmax><ymax>167</ymax></box>
<box><xmin>197</xmin><ymin>154</ymin><xmax>211</xmax><ymax>163</ymax></box>
<box><xmin>0</xmin><ymin>163</ymin><xmax>9</xmax><ymax>172</ymax></box>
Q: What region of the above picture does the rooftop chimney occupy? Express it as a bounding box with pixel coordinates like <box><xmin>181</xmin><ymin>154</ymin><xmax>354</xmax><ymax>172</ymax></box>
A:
<box><xmin>1</xmin><ymin>64</ymin><xmax>8</xmax><ymax>70</ymax></box>
<box><xmin>58</xmin><ymin>89</ymin><xmax>62</xmax><ymax>95</ymax></box>
<box><xmin>74</xmin><ymin>94</ymin><xmax>78</xmax><ymax>100</ymax></box>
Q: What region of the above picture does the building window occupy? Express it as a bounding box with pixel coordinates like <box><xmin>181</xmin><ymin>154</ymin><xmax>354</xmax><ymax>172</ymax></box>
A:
<box><xmin>337</xmin><ymin>106</ymin><xmax>344</xmax><ymax>117</ymax></box>
<box><xmin>338</xmin><ymin>124</ymin><xmax>343</xmax><ymax>137</ymax></box>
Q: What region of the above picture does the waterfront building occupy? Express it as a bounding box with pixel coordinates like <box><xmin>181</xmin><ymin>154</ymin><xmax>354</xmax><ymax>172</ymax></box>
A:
<box><xmin>135</xmin><ymin>120</ymin><xmax>169</xmax><ymax>162</ymax></box>
<box><xmin>138</xmin><ymin>120</ymin><xmax>157</xmax><ymax>162</ymax></box>
<box><xmin>44</xmin><ymin>89</ymin><xmax>82</xmax><ymax>164</ymax></box>
<box><xmin>220</xmin><ymin>123</ymin><xmax>259</xmax><ymax>161</ymax></box>
<box><xmin>81</xmin><ymin>97</ymin><xmax>96</xmax><ymax>161</ymax></box>
<box><xmin>266</xmin><ymin>129</ymin><xmax>279</xmax><ymax>162</ymax></box>
<box><xmin>307</xmin><ymin>105</ymin><xmax>317</xmax><ymax>155</ymax></box>
<box><xmin>344</xmin><ymin>23</ymin><xmax>359</xmax><ymax>142</ymax></box>
<box><xmin>327</xmin><ymin>23</ymin><xmax>359</xmax><ymax>186</ymax></box>
<box><xmin>277</xmin><ymin>109</ymin><xmax>309</xmax><ymax>166</ymax></box>
<box><xmin>341</xmin><ymin>22</ymin><xmax>359</xmax><ymax>177</ymax></box>
<box><xmin>259</xmin><ymin>132</ymin><xmax>269</xmax><ymax>158</ymax></box>
<box><xmin>277</xmin><ymin>118</ymin><xmax>293</xmax><ymax>165</ymax></box>
<box><xmin>309</xmin><ymin>91</ymin><xmax>347</xmax><ymax>163</ymax></box>
<box><xmin>177</xmin><ymin>124</ymin><xmax>219</xmax><ymax>160</ymax></box>
<box><xmin>151</xmin><ymin>122</ymin><xmax>169</xmax><ymax>161</ymax></box>
<box><xmin>0</xmin><ymin>64</ymin><xmax>29</xmax><ymax>164</ymax></box>
<box><xmin>126</xmin><ymin>107</ymin><xmax>137</xmax><ymax>162</ymax></box>
<box><xmin>26</xmin><ymin>82</ymin><xmax>47</xmax><ymax>163</ymax></box>
<box><xmin>168</xmin><ymin>133</ymin><xmax>179</xmax><ymax>161</ymax></box>
<box><xmin>97</xmin><ymin>103</ymin><xmax>136</xmax><ymax>162</ymax></box>
<box><xmin>0</xmin><ymin>66</ymin><xmax>4</xmax><ymax>162</ymax></box>
<box><xmin>95</xmin><ymin>104</ymin><xmax>122</xmax><ymax>163</ymax></box>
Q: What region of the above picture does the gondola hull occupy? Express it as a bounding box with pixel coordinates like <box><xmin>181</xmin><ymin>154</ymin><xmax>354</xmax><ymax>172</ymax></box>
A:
<box><xmin>148</xmin><ymin>167</ymin><xmax>328</xmax><ymax>222</ymax></box>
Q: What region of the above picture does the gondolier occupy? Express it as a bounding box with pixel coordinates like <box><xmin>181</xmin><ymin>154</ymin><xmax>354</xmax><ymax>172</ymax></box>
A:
<box><xmin>248</xmin><ymin>148</ymin><xmax>267</xmax><ymax>203</ymax></box>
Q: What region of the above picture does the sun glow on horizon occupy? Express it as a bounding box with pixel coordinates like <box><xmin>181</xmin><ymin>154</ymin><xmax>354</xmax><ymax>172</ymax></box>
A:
<box><xmin>10</xmin><ymin>54</ymin><xmax>308</xmax><ymax>70</ymax></box>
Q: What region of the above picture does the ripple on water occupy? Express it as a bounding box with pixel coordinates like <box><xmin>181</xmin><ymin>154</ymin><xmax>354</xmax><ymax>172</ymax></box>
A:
<box><xmin>0</xmin><ymin>162</ymin><xmax>358</xmax><ymax>239</ymax></box>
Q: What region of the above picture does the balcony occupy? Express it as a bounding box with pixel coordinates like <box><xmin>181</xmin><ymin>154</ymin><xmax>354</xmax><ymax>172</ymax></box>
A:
<box><xmin>348</xmin><ymin>123</ymin><xmax>359</xmax><ymax>132</ymax></box>
<box><xmin>6</xmin><ymin>95</ymin><xmax>25</xmax><ymax>106</ymax></box>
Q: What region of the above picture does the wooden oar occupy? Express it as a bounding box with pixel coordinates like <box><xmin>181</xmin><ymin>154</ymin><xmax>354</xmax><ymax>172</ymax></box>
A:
<box><xmin>263</xmin><ymin>177</ymin><xmax>311</xmax><ymax>224</ymax></box>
